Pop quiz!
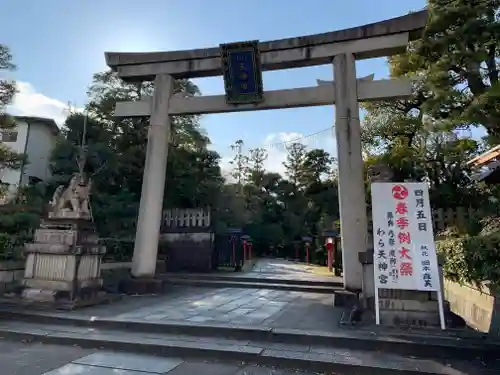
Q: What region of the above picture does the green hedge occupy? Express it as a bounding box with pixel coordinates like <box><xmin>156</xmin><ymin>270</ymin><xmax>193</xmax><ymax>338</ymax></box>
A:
<box><xmin>0</xmin><ymin>232</ymin><xmax>27</xmax><ymax>261</ymax></box>
<box><xmin>436</xmin><ymin>233</ymin><xmax>500</xmax><ymax>288</ymax></box>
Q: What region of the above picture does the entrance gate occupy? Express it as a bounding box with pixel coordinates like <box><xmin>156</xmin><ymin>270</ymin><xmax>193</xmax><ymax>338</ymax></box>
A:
<box><xmin>105</xmin><ymin>10</ymin><xmax>428</xmax><ymax>300</ymax></box>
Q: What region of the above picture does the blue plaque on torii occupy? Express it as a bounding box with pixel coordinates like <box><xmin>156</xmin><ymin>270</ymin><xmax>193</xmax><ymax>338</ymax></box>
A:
<box><xmin>220</xmin><ymin>40</ymin><xmax>264</xmax><ymax>105</ymax></box>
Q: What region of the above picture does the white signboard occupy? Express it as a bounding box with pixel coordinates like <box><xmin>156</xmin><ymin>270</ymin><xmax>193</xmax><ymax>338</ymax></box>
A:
<box><xmin>371</xmin><ymin>182</ymin><xmax>445</xmax><ymax>329</ymax></box>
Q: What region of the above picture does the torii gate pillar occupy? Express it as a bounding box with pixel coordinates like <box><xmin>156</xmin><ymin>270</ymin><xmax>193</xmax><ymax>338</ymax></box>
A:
<box><xmin>333</xmin><ymin>53</ymin><xmax>370</xmax><ymax>295</ymax></box>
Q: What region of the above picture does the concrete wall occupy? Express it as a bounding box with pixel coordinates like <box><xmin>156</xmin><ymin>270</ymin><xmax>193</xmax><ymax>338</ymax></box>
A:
<box><xmin>0</xmin><ymin>261</ymin><xmax>25</xmax><ymax>293</ymax></box>
<box><xmin>0</xmin><ymin>118</ymin><xmax>58</xmax><ymax>203</ymax></box>
<box><xmin>0</xmin><ymin>121</ymin><xmax>28</xmax><ymax>198</ymax></box>
<box><xmin>22</xmin><ymin>120</ymin><xmax>57</xmax><ymax>184</ymax></box>
<box><xmin>444</xmin><ymin>279</ymin><xmax>500</xmax><ymax>336</ymax></box>
<box><xmin>161</xmin><ymin>232</ymin><xmax>214</xmax><ymax>272</ymax></box>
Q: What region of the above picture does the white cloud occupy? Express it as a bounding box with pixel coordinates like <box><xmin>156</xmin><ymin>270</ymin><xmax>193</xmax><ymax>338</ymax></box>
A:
<box><xmin>8</xmin><ymin>81</ymin><xmax>72</xmax><ymax>126</ymax></box>
<box><xmin>219</xmin><ymin>155</ymin><xmax>234</xmax><ymax>180</ymax></box>
<box><xmin>263</xmin><ymin>132</ymin><xmax>303</xmax><ymax>176</ymax></box>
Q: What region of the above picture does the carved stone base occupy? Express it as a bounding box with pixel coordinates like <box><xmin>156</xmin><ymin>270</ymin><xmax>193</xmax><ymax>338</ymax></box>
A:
<box><xmin>119</xmin><ymin>277</ymin><xmax>164</xmax><ymax>295</ymax></box>
<box><xmin>377</xmin><ymin>289</ymin><xmax>441</xmax><ymax>327</ymax></box>
<box><xmin>48</xmin><ymin>210</ymin><xmax>91</xmax><ymax>221</ymax></box>
<box><xmin>22</xmin><ymin>217</ymin><xmax>106</xmax><ymax>310</ymax></box>
<box><xmin>21</xmin><ymin>284</ymin><xmax>109</xmax><ymax>310</ymax></box>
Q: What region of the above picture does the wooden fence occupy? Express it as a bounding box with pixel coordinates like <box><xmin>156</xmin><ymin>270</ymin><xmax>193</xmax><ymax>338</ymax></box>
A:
<box><xmin>430</xmin><ymin>207</ymin><xmax>478</xmax><ymax>232</ymax></box>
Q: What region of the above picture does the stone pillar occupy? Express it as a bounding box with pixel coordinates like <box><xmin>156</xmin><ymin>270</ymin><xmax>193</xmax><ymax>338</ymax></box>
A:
<box><xmin>333</xmin><ymin>54</ymin><xmax>368</xmax><ymax>293</ymax></box>
<box><xmin>131</xmin><ymin>74</ymin><xmax>173</xmax><ymax>279</ymax></box>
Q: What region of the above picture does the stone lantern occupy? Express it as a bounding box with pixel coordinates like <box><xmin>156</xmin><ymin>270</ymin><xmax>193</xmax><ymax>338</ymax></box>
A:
<box><xmin>302</xmin><ymin>236</ymin><xmax>313</xmax><ymax>264</ymax></box>
<box><xmin>322</xmin><ymin>230</ymin><xmax>340</xmax><ymax>275</ymax></box>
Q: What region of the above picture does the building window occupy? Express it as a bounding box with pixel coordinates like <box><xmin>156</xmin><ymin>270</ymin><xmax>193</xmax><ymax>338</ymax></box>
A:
<box><xmin>0</xmin><ymin>131</ymin><xmax>18</xmax><ymax>142</ymax></box>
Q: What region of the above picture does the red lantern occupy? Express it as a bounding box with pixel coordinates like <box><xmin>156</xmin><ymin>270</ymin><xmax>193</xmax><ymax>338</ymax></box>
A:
<box><xmin>326</xmin><ymin>239</ymin><xmax>334</xmax><ymax>272</ymax></box>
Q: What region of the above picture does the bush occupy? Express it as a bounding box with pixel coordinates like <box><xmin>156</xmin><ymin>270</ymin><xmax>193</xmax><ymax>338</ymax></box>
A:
<box><xmin>101</xmin><ymin>239</ymin><xmax>134</xmax><ymax>262</ymax></box>
<box><xmin>436</xmin><ymin>233</ymin><xmax>500</xmax><ymax>288</ymax></box>
<box><xmin>0</xmin><ymin>233</ymin><xmax>26</xmax><ymax>261</ymax></box>
<box><xmin>0</xmin><ymin>200</ymin><xmax>41</xmax><ymax>261</ymax></box>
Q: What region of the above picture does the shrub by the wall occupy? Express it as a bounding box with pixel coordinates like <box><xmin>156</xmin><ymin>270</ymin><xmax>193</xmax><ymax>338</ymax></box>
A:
<box><xmin>436</xmin><ymin>233</ymin><xmax>500</xmax><ymax>288</ymax></box>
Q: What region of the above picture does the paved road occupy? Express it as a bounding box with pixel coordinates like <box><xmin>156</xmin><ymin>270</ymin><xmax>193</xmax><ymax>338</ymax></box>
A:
<box><xmin>59</xmin><ymin>286</ymin><xmax>342</xmax><ymax>332</ymax></box>
<box><xmin>246</xmin><ymin>258</ymin><xmax>341</xmax><ymax>283</ymax></box>
<box><xmin>0</xmin><ymin>340</ymin><xmax>94</xmax><ymax>375</ymax></box>
<box><xmin>114</xmin><ymin>287</ymin><xmax>340</xmax><ymax>331</ymax></box>
<box><xmin>44</xmin><ymin>351</ymin><xmax>313</xmax><ymax>375</ymax></box>
<box><xmin>0</xmin><ymin>340</ymin><xmax>318</xmax><ymax>375</ymax></box>
<box><xmin>57</xmin><ymin>258</ymin><xmax>345</xmax><ymax>332</ymax></box>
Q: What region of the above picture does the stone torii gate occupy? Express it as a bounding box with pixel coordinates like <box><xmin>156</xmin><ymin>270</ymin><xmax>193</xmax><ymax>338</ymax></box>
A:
<box><xmin>106</xmin><ymin>11</ymin><xmax>428</xmax><ymax>299</ymax></box>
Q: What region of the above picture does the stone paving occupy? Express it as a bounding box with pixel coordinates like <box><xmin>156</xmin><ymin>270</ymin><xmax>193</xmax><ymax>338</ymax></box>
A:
<box><xmin>118</xmin><ymin>288</ymin><xmax>338</xmax><ymax>330</ymax></box>
<box><xmin>1</xmin><ymin>322</ymin><xmax>497</xmax><ymax>375</ymax></box>
<box><xmin>45</xmin><ymin>353</ymin><xmax>310</xmax><ymax>375</ymax></box>
<box><xmin>244</xmin><ymin>258</ymin><xmax>342</xmax><ymax>283</ymax></box>
<box><xmin>0</xmin><ymin>340</ymin><xmax>315</xmax><ymax>375</ymax></box>
<box><xmin>0</xmin><ymin>340</ymin><xmax>94</xmax><ymax>375</ymax></box>
<box><xmin>175</xmin><ymin>258</ymin><xmax>343</xmax><ymax>284</ymax></box>
<box><xmin>69</xmin><ymin>286</ymin><xmax>342</xmax><ymax>332</ymax></box>
<box><xmin>51</xmin><ymin>258</ymin><xmax>344</xmax><ymax>332</ymax></box>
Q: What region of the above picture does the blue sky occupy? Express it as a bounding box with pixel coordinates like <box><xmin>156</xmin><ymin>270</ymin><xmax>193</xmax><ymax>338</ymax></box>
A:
<box><xmin>2</xmin><ymin>0</ymin><xmax>429</xmax><ymax>174</ymax></box>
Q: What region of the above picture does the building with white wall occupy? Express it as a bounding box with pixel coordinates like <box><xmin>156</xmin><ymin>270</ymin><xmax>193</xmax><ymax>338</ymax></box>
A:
<box><xmin>0</xmin><ymin>116</ymin><xmax>59</xmax><ymax>202</ymax></box>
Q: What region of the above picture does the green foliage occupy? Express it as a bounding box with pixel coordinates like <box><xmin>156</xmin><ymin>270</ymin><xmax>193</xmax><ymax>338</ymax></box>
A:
<box><xmin>415</xmin><ymin>0</ymin><xmax>500</xmax><ymax>139</ymax></box>
<box><xmin>437</xmin><ymin>233</ymin><xmax>500</xmax><ymax>288</ymax></box>
<box><xmin>2</xmin><ymin>0</ymin><xmax>499</xmax><ymax>277</ymax></box>
<box><xmin>43</xmin><ymin>71</ymin><xmax>223</xmax><ymax>261</ymax></box>
<box><xmin>0</xmin><ymin>44</ymin><xmax>24</xmax><ymax>171</ymax></box>
<box><xmin>220</xmin><ymin>140</ymin><xmax>339</xmax><ymax>259</ymax></box>
<box><xmin>361</xmin><ymin>1</ymin><xmax>500</xmax><ymax>285</ymax></box>
<box><xmin>0</xmin><ymin>185</ymin><xmax>44</xmax><ymax>260</ymax></box>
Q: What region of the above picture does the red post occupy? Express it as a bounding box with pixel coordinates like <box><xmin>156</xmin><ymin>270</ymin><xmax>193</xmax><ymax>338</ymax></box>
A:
<box><xmin>326</xmin><ymin>242</ymin><xmax>333</xmax><ymax>272</ymax></box>
<box><xmin>305</xmin><ymin>246</ymin><xmax>309</xmax><ymax>264</ymax></box>
<box><xmin>242</xmin><ymin>240</ymin><xmax>247</xmax><ymax>264</ymax></box>
<box><xmin>331</xmin><ymin>240</ymin><xmax>336</xmax><ymax>272</ymax></box>
<box><xmin>232</xmin><ymin>237</ymin><xmax>236</xmax><ymax>267</ymax></box>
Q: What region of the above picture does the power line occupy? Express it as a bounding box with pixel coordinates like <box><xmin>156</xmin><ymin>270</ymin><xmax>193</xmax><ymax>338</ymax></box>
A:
<box><xmin>207</xmin><ymin>126</ymin><xmax>335</xmax><ymax>152</ymax></box>
<box><xmin>262</xmin><ymin>126</ymin><xmax>334</xmax><ymax>150</ymax></box>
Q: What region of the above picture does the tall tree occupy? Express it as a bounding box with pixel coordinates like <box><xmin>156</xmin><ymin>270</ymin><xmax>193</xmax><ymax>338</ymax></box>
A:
<box><xmin>229</xmin><ymin>140</ymin><xmax>248</xmax><ymax>190</ymax></box>
<box><xmin>50</xmin><ymin>71</ymin><xmax>223</xmax><ymax>247</ymax></box>
<box><xmin>283</xmin><ymin>143</ymin><xmax>307</xmax><ymax>188</ymax></box>
<box><xmin>361</xmin><ymin>49</ymin><xmax>484</xmax><ymax>209</ymax></box>
<box><xmin>400</xmin><ymin>0</ymin><xmax>500</xmax><ymax>139</ymax></box>
<box><xmin>246</xmin><ymin>147</ymin><xmax>267</xmax><ymax>186</ymax></box>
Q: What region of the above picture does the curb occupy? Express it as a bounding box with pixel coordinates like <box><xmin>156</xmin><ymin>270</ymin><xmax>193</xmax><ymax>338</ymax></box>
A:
<box><xmin>159</xmin><ymin>273</ymin><xmax>343</xmax><ymax>288</ymax></box>
<box><xmin>0</xmin><ymin>310</ymin><xmax>497</xmax><ymax>360</ymax></box>
<box><xmin>0</xmin><ymin>328</ymin><xmax>470</xmax><ymax>375</ymax></box>
<box><xmin>160</xmin><ymin>278</ymin><xmax>341</xmax><ymax>294</ymax></box>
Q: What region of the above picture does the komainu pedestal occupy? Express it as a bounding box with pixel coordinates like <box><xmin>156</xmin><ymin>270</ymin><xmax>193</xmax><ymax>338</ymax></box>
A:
<box><xmin>22</xmin><ymin>174</ymin><xmax>107</xmax><ymax>309</ymax></box>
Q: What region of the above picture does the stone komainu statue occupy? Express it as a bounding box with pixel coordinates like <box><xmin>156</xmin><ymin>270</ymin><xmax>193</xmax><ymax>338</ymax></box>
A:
<box><xmin>49</xmin><ymin>173</ymin><xmax>92</xmax><ymax>218</ymax></box>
